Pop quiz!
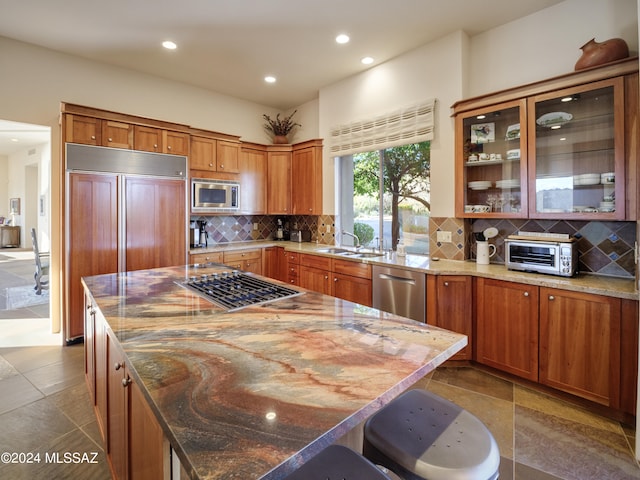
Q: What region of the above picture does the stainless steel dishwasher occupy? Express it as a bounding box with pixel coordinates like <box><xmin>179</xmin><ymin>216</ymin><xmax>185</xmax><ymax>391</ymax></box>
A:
<box><xmin>372</xmin><ymin>265</ymin><xmax>425</xmax><ymax>322</ymax></box>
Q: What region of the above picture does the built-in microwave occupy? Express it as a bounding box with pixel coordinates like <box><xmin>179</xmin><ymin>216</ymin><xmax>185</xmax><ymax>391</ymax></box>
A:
<box><xmin>505</xmin><ymin>236</ymin><xmax>577</xmax><ymax>277</ymax></box>
<box><xmin>191</xmin><ymin>178</ymin><xmax>240</xmax><ymax>212</ymax></box>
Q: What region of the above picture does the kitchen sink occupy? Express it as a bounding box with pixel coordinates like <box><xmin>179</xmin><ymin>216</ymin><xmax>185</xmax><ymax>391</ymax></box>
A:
<box><xmin>350</xmin><ymin>252</ymin><xmax>384</xmax><ymax>258</ymax></box>
<box><xmin>316</xmin><ymin>248</ymin><xmax>384</xmax><ymax>259</ymax></box>
<box><xmin>316</xmin><ymin>248</ymin><xmax>354</xmax><ymax>255</ymax></box>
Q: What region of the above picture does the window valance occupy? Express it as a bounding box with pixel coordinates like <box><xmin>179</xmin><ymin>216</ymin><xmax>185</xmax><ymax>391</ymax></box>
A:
<box><xmin>329</xmin><ymin>99</ymin><xmax>436</xmax><ymax>156</ymax></box>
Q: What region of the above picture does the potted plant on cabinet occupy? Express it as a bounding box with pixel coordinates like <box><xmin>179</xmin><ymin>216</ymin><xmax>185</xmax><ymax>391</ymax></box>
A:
<box><xmin>263</xmin><ymin>110</ymin><xmax>301</xmax><ymax>144</ymax></box>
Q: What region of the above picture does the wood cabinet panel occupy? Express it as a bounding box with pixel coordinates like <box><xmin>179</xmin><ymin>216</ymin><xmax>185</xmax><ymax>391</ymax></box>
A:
<box><xmin>333</xmin><ymin>272</ymin><xmax>372</xmax><ymax>306</ymax></box>
<box><xmin>223</xmin><ymin>249</ymin><xmax>262</xmax><ymax>275</ymax></box>
<box><xmin>164</xmin><ymin>130</ymin><xmax>189</xmax><ymax>156</ymax></box>
<box><xmin>239</xmin><ymin>147</ymin><xmax>267</xmax><ymax>214</ymax></box>
<box><xmin>102</xmin><ymin>120</ymin><xmax>133</xmax><ymax>149</ymax></box>
<box><xmin>190</xmin><ymin>136</ymin><xmax>217</xmax><ymax>172</ymax></box>
<box><xmin>427</xmin><ymin>275</ymin><xmax>472</xmax><ymax>360</ymax></box>
<box><xmin>125</xmin><ymin>177</ymin><xmax>186</xmax><ymax>272</ymax></box>
<box><xmin>292</xmin><ymin>144</ymin><xmax>322</xmax><ymax>214</ymax></box>
<box><xmin>267</xmin><ymin>150</ymin><xmax>291</xmax><ymax>214</ymax></box>
<box><xmin>217</xmin><ymin>140</ymin><xmax>240</xmax><ymax>173</ymax></box>
<box><xmin>129</xmin><ymin>380</ymin><xmax>167</xmax><ymax>479</ymax></box>
<box><xmin>134</xmin><ymin>125</ymin><xmax>163</xmax><ymax>152</ymax></box>
<box><xmin>107</xmin><ymin>334</ymin><xmax>128</xmax><ymax>480</ymax></box>
<box><xmin>66</xmin><ymin>114</ymin><xmax>101</xmax><ymax>145</ymax></box>
<box><xmin>620</xmin><ymin>299</ymin><xmax>639</xmax><ymax>414</ymax></box>
<box><xmin>332</xmin><ymin>258</ymin><xmax>372</xmax><ymax>279</ymax></box>
<box><xmin>539</xmin><ymin>288</ymin><xmax>621</xmax><ymax>407</ymax></box>
<box><xmin>67</xmin><ymin>173</ymin><xmax>118</xmax><ymax>341</ymax></box>
<box><xmin>476</xmin><ymin>278</ymin><xmax>539</xmax><ymax>381</ymax></box>
<box><xmin>263</xmin><ymin>246</ymin><xmax>287</xmax><ymax>282</ymax></box>
<box><xmin>190</xmin><ymin>251</ymin><xmax>224</xmax><ymax>265</ymax></box>
<box><xmin>300</xmin><ymin>265</ymin><xmax>332</xmax><ymax>295</ymax></box>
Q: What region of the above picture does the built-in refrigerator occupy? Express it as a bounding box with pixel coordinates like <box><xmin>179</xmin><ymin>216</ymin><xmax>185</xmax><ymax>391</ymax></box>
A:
<box><xmin>65</xmin><ymin>143</ymin><xmax>188</xmax><ymax>343</ymax></box>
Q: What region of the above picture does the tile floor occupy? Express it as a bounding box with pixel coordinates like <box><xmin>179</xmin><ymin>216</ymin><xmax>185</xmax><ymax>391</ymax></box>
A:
<box><xmin>0</xmin><ymin>251</ymin><xmax>639</xmax><ymax>479</ymax></box>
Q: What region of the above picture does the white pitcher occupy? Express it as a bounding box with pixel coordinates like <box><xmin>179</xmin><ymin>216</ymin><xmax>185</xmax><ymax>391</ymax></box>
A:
<box><xmin>476</xmin><ymin>241</ymin><xmax>496</xmax><ymax>265</ymax></box>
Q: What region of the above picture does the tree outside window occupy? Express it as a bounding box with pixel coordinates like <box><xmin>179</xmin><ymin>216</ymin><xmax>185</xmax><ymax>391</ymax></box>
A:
<box><xmin>338</xmin><ymin>141</ymin><xmax>430</xmax><ymax>254</ymax></box>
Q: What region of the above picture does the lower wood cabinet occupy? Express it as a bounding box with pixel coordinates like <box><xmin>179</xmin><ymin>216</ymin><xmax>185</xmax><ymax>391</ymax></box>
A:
<box><xmin>223</xmin><ymin>249</ymin><xmax>262</xmax><ymax>275</ymax></box>
<box><xmin>85</xmin><ymin>290</ymin><xmax>168</xmax><ymax>480</ymax></box>
<box><xmin>297</xmin><ymin>254</ymin><xmax>372</xmax><ymax>306</ymax></box>
<box><xmin>263</xmin><ymin>246</ymin><xmax>288</xmax><ymax>282</ymax></box>
<box><xmin>190</xmin><ymin>251</ymin><xmax>224</xmax><ymax>265</ymax></box>
<box><xmin>426</xmin><ymin>275</ymin><xmax>472</xmax><ymax>360</ymax></box>
<box><xmin>476</xmin><ymin>278</ymin><xmax>539</xmax><ymax>381</ymax></box>
<box><xmin>539</xmin><ymin>287</ymin><xmax>621</xmax><ymax>408</ymax></box>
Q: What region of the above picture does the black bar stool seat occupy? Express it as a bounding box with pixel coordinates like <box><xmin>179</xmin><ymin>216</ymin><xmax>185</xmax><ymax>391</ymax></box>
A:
<box><xmin>284</xmin><ymin>444</ymin><xmax>393</xmax><ymax>480</ymax></box>
<box><xmin>364</xmin><ymin>389</ymin><xmax>500</xmax><ymax>480</ymax></box>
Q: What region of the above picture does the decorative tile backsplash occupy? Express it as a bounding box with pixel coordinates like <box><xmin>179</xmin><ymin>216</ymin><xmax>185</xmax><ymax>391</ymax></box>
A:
<box><xmin>194</xmin><ymin>214</ymin><xmax>635</xmax><ymax>278</ymax></box>
<box><xmin>190</xmin><ymin>214</ymin><xmax>336</xmax><ymax>246</ymax></box>
<box><xmin>431</xmin><ymin>216</ymin><xmax>636</xmax><ymax>278</ymax></box>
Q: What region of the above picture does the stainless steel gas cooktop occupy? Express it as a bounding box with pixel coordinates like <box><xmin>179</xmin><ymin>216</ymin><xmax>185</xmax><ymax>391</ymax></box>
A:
<box><xmin>177</xmin><ymin>270</ymin><xmax>302</xmax><ymax>311</ymax></box>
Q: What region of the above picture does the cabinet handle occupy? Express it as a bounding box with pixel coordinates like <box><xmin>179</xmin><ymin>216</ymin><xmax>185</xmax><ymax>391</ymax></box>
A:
<box><xmin>108</xmin><ymin>137</ymin><xmax>113</xmax><ymax>142</ymax></box>
<box><xmin>334</xmin><ymin>277</ymin><xmax>338</xmax><ymax>283</ymax></box>
<box><xmin>114</xmin><ymin>362</ymin><xmax>123</xmax><ymax>371</ymax></box>
<box><xmin>209</xmin><ymin>163</ymin><xmax>214</xmax><ymax>167</ymax></box>
<box><xmin>90</xmin><ymin>135</ymin><xmax>96</xmax><ymax>140</ymax></box>
<box><xmin>167</xmin><ymin>145</ymin><xmax>172</xmax><ymax>150</ymax></box>
<box><xmin>153</xmin><ymin>144</ymin><xmax>158</xmax><ymax>149</ymax></box>
<box><xmin>309</xmin><ymin>208</ymin><xmax>313</xmax><ymax>212</ymax></box>
<box><xmin>122</xmin><ymin>377</ymin><xmax>131</xmax><ymax>388</ymax></box>
<box><xmin>523</xmin><ymin>292</ymin><xmax>529</xmax><ymax>297</ymax></box>
<box><xmin>549</xmin><ymin>295</ymin><xmax>555</xmax><ymax>301</ymax></box>
<box><xmin>220</xmin><ymin>164</ymin><xmax>224</xmax><ymax>169</ymax></box>
<box><xmin>324</xmin><ymin>275</ymin><xmax>328</xmax><ymax>280</ymax></box>
<box><xmin>444</xmin><ymin>281</ymin><xmax>449</xmax><ymax>287</ymax></box>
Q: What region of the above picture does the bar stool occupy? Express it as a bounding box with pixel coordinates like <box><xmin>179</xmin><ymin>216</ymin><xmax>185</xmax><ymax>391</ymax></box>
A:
<box><xmin>284</xmin><ymin>444</ymin><xmax>393</xmax><ymax>480</ymax></box>
<box><xmin>363</xmin><ymin>389</ymin><xmax>500</xmax><ymax>480</ymax></box>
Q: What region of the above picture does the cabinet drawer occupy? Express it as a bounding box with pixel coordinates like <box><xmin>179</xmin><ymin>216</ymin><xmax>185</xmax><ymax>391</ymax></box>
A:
<box><xmin>286</xmin><ymin>252</ymin><xmax>300</xmax><ymax>264</ymax></box>
<box><xmin>332</xmin><ymin>259</ymin><xmax>372</xmax><ymax>279</ymax></box>
<box><xmin>300</xmin><ymin>253</ymin><xmax>332</xmax><ymax>270</ymax></box>
<box><xmin>223</xmin><ymin>249</ymin><xmax>262</xmax><ymax>263</ymax></box>
<box><xmin>190</xmin><ymin>252</ymin><xmax>224</xmax><ymax>264</ymax></box>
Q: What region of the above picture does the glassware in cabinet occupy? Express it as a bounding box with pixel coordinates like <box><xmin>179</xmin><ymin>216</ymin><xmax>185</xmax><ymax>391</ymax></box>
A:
<box><xmin>528</xmin><ymin>77</ymin><xmax>625</xmax><ymax>219</ymax></box>
<box><xmin>455</xmin><ymin>99</ymin><xmax>528</xmax><ymax>217</ymax></box>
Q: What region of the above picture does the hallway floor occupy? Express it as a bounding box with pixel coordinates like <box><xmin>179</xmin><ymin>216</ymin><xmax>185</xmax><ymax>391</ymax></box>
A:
<box><xmin>0</xmin><ymin>250</ymin><xmax>638</xmax><ymax>479</ymax></box>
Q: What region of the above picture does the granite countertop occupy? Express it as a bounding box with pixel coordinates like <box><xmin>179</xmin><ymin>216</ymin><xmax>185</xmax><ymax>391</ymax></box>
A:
<box><xmin>191</xmin><ymin>240</ymin><xmax>639</xmax><ymax>301</ymax></box>
<box><xmin>83</xmin><ymin>264</ymin><xmax>467</xmax><ymax>480</ymax></box>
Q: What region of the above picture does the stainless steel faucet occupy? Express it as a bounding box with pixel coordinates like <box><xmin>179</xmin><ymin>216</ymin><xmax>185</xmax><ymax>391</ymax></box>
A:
<box><xmin>341</xmin><ymin>230</ymin><xmax>360</xmax><ymax>249</ymax></box>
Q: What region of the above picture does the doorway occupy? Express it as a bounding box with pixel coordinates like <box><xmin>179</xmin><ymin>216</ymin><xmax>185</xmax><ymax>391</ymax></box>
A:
<box><xmin>0</xmin><ymin>119</ymin><xmax>55</xmax><ymax>346</ymax></box>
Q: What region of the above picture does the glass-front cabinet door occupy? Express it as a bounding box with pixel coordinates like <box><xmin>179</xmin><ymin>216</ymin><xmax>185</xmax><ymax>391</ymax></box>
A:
<box><xmin>528</xmin><ymin>77</ymin><xmax>624</xmax><ymax>219</ymax></box>
<box><xmin>455</xmin><ymin>99</ymin><xmax>527</xmax><ymax>217</ymax></box>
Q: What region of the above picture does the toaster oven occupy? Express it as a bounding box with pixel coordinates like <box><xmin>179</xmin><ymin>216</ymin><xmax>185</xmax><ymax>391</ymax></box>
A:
<box><xmin>505</xmin><ymin>236</ymin><xmax>577</xmax><ymax>277</ymax></box>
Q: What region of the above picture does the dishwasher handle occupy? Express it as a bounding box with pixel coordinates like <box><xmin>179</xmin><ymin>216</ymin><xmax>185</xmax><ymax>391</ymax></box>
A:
<box><xmin>376</xmin><ymin>273</ymin><xmax>417</xmax><ymax>285</ymax></box>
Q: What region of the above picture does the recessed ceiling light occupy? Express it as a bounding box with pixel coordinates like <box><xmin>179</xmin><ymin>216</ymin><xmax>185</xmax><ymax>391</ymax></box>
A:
<box><xmin>335</xmin><ymin>34</ymin><xmax>350</xmax><ymax>44</ymax></box>
<box><xmin>264</xmin><ymin>76</ymin><xmax>276</xmax><ymax>84</ymax></box>
<box><xmin>162</xmin><ymin>41</ymin><xmax>177</xmax><ymax>50</ymax></box>
<box><xmin>361</xmin><ymin>56</ymin><xmax>374</xmax><ymax>65</ymax></box>
<box><xmin>476</xmin><ymin>115</ymin><xmax>486</xmax><ymax>120</ymax></box>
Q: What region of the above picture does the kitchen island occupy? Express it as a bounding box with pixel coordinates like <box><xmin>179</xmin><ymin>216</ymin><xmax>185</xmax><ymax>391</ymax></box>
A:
<box><xmin>82</xmin><ymin>263</ymin><xmax>467</xmax><ymax>479</ymax></box>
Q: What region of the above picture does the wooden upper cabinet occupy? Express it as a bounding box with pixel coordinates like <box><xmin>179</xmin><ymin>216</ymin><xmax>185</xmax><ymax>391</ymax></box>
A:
<box><xmin>239</xmin><ymin>145</ymin><xmax>267</xmax><ymax>214</ymax></box>
<box><xmin>217</xmin><ymin>140</ymin><xmax>240</xmax><ymax>173</ymax></box>
<box><xmin>65</xmin><ymin>114</ymin><xmax>133</xmax><ymax>149</ymax></box>
<box><xmin>292</xmin><ymin>141</ymin><xmax>323</xmax><ymax>215</ymax></box>
<box><xmin>267</xmin><ymin>149</ymin><xmax>292</xmax><ymax>214</ymax></box>
<box><xmin>65</xmin><ymin>114</ymin><xmax>101</xmax><ymax>145</ymax></box>
<box><xmin>453</xmin><ymin>58</ymin><xmax>638</xmax><ymax>221</ymax></box>
<box><xmin>134</xmin><ymin>126</ymin><xmax>190</xmax><ymax>155</ymax></box>
<box><xmin>164</xmin><ymin>130</ymin><xmax>189</xmax><ymax>155</ymax></box>
<box><xmin>191</xmin><ymin>137</ymin><xmax>240</xmax><ymax>173</ymax></box>
<box><xmin>102</xmin><ymin>120</ymin><xmax>133</xmax><ymax>149</ymax></box>
<box><xmin>190</xmin><ymin>136</ymin><xmax>217</xmax><ymax>172</ymax></box>
<box><xmin>134</xmin><ymin>125</ymin><xmax>163</xmax><ymax>152</ymax></box>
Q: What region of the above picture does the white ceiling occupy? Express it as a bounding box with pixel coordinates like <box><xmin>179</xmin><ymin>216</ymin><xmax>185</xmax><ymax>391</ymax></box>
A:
<box><xmin>0</xmin><ymin>0</ymin><xmax>564</xmax><ymax>154</ymax></box>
